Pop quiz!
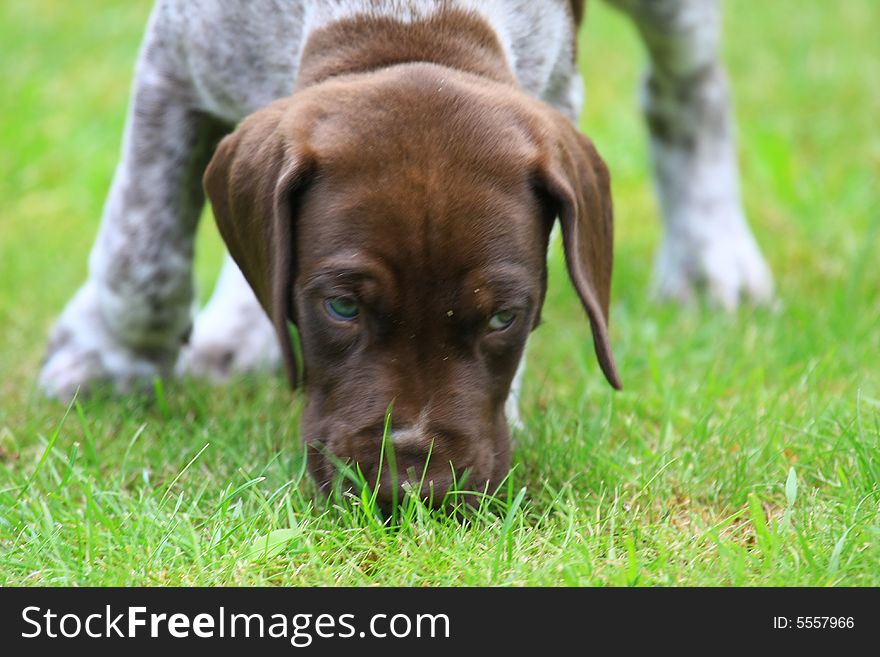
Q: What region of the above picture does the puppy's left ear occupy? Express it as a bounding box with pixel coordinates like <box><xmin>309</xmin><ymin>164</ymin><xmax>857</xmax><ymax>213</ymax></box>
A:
<box><xmin>203</xmin><ymin>100</ymin><xmax>313</xmax><ymax>388</ymax></box>
<box><xmin>535</xmin><ymin>112</ymin><xmax>622</xmax><ymax>389</ymax></box>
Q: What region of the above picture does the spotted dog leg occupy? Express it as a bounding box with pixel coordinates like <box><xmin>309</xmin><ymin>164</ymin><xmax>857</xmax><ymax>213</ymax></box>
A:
<box><xmin>39</xmin><ymin>21</ymin><xmax>228</xmax><ymax>400</ymax></box>
<box><xmin>606</xmin><ymin>0</ymin><xmax>773</xmax><ymax>309</ymax></box>
<box><xmin>176</xmin><ymin>254</ymin><xmax>281</xmax><ymax>382</ymax></box>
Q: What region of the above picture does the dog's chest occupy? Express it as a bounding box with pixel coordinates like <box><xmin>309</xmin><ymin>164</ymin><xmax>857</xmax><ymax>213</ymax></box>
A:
<box><xmin>166</xmin><ymin>0</ymin><xmax>573</xmax><ymax>123</ymax></box>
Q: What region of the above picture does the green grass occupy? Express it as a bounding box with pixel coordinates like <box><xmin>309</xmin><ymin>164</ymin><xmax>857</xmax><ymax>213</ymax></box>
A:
<box><xmin>1</xmin><ymin>0</ymin><xmax>878</xmax><ymax>586</ymax></box>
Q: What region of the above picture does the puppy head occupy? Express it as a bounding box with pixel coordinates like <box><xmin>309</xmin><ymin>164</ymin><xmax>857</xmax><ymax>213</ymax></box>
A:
<box><xmin>204</xmin><ymin>65</ymin><xmax>620</xmax><ymax>506</ymax></box>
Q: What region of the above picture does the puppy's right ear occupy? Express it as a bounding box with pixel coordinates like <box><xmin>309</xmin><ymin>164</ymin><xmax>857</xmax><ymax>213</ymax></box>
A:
<box><xmin>203</xmin><ymin>100</ymin><xmax>313</xmax><ymax>389</ymax></box>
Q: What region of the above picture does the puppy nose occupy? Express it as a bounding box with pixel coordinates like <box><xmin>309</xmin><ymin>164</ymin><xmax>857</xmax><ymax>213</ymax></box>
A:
<box><xmin>387</xmin><ymin>426</ymin><xmax>439</xmax><ymax>468</ymax></box>
<box><xmin>390</xmin><ymin>424</ymin><xmax>428</xmax><ymax>447</ymax></box>
<box><xmin>370</xmin><ymin>426</ymin><xmax>460</xmax><ymax>505</ymax></box>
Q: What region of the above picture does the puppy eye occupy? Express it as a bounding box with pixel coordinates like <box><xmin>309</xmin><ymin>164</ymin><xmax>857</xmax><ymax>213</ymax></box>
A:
<box><xmin>325</xmin><ymin>296</ymin><xmax>360</xmax><ymax>321</ymax></box>
<box><xmin>488</xmin><ymin>310</ymin><xmax>516</xmax><ymax>331</ymax></box>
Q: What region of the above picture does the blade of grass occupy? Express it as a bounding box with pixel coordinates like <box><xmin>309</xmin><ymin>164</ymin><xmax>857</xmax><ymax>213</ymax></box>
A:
<box><xmin>17</xmin><ymin>392</ymin><xmax>78</xmax><ymax>502</ymax></box>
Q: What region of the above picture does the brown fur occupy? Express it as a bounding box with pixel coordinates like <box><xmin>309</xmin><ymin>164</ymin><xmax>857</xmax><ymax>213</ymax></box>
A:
<box><xmin>204</xmin><ymin>8</ymin><xmax>619</xmax><ymax>506</ymax></box>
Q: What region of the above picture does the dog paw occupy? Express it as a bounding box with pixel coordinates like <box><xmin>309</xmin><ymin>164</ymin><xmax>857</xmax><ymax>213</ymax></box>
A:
<box><xmin>652</xmin><ymin>212</ymin><xmax>774</xmax><ymax>311</ymax></box>
<box><xmin>176</xmin><ymin>256</ymin><xmax>282</xmax><ymax>382</ymax></box>
<box><xmin>39</xmin><ymin>284</ymin><xmax>176</xmax><ymax>400</ymax></box>
<box><xmin>176</xmin><ymin>301</ymin><xmax>280</xmax><ymax>383</ymax></box>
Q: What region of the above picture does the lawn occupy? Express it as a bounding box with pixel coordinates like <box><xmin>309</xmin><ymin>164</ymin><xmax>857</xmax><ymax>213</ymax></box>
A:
<box><xmin>1</xmin><ymin>0</ymin><xmax>877</xmax><ymax>586</ymax></box>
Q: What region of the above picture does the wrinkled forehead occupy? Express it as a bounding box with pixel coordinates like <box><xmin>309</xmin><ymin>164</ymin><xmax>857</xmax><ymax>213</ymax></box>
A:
<box><xmin>292</xmin><ymin>72</ymin><xmax>549</xmax><ymax>298</ymax></box>
<box><xmin>296</xmin><ymin>163</ymin><xmax>547</xmax><ymax>286</ymax></box>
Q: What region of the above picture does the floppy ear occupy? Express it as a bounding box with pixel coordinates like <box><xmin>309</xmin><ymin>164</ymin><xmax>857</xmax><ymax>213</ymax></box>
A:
<box><xmin>203</xmin><ymin>102</ymin><xmax>312</xmax><ymax>389</ymax></box>
<box><xmin>536</xmin><ymin>113</ymin><xmax>622</xmax><ymax>390</ymax></box>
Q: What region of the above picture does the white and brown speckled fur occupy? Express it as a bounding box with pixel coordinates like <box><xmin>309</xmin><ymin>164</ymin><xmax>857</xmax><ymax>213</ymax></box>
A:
<box><xmin>40</xmin><ymin>0</ymin><xmax>772</xmax><ymax>404</ymax></box>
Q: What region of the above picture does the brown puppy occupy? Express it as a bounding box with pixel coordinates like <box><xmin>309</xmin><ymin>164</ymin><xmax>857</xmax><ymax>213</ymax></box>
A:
<box><xmin>203</xmin><ymin>11</ymin><xmax>620</xmax><ymax>505</ymax></box>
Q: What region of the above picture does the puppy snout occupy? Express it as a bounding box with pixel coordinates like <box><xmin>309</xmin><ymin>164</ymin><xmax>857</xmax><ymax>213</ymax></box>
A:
<box><xmin>389</xmin><ymin>425</ymin><xmax>449</xmax><ymax>459</ymax></box>
<box><xmin>367</xmin><ymin>424</ymin><xmax>471</xmax><ymax>504</ymax></box>
<box><xmin>382</xmin><ymin>424</ymin><xmax>454</xmax><ymax>472</ymax></box>
<box><xmin>306</xmin><ymin>416</ymin><xmax>503</xmax><ymax>509</ymax></box>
